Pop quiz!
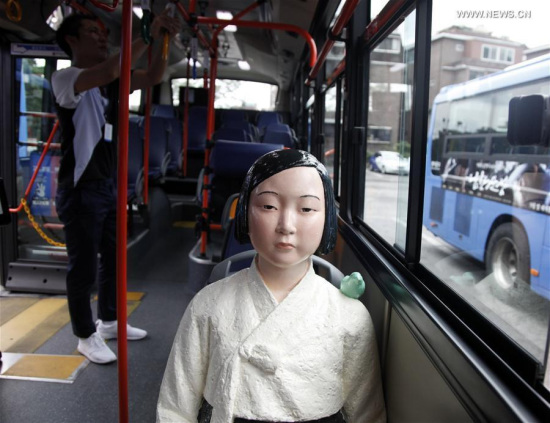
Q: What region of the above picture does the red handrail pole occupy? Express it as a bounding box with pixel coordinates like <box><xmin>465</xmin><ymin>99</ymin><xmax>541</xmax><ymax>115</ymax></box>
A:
<box><xmin>88</xmin><ymin>0</ymin><xmax>119</xmax><ymax>12</ymax></box>
<box><xmin>174</xmin><ymin>2</ymin><xmax>215</xmax><ymax>56</ymax></box>
<box><xmin>211</xmin><ymin>0</ymin><xmax>262</xmax><ymax>41</ymax></box>
<box><xmin>365</xmin><ymin>0</ymin><xmax>407</xmax><ymax>42</ymax></box>
<box><xmin>326</xmin><ymin>58</ymin><xmax>346</xmax><ymax>86</ymax></box>
<box><xmin>203</xmin><ymin>69</ymin><xmax>208</xmax><ymax>89</ymax></box>
<box><xmin>196</xmin><ymin>17</ymin><xmax>317</xmax><ymax>68</ymax></box>
<box><xmin>200</xmin><ymin>49</ymin><xmax>218</xmax><ymax>256</ymax></box>
<box><xmin>116</xmin><ymin>1</ymin><xmax>132</xmax><ymax>422</ymax></box>
<box><xmin>307</xmin><ymin>0</ymin><xmax>360</xmax><ymax>84</ymax></box>
<box><xmin>143</xmin><ymin>46</ymin><xmax>153</xmax><ymax>204</ymax></box>
<box><xmin>9</xmin><ymin>120</ymin><xmax>59</xmax><ymax>213</ymax></box>
<box><xmin>189</xmin><ymin>0</ymin><xmax>197</xmax><ymax>14</ymax></box>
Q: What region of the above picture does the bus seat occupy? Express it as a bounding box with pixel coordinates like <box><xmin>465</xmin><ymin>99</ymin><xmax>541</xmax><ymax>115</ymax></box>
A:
<box><xmin>213</xmin><ymin>127</ymin><xmax>251</xmax><ymax>142</ymax></box>
<box><xmin>128</xmin><ymin>115</ymin><xmax>144</xmax><ymax>201</ymax></box>
<box><xmin>188</xmin><ymin>106</ymin><xmax>208</xmax><ymax>150</ymax></box>
<box><xmin>207</xmin><ymin>249</ymin><xmax>344</xmax><ymax>287</ymax></box>
<box><xmin>165</xmin><ymin>118</ymin><xmax>183</xmax><ymax>174</ymax></box>
<box><xmin>256</xmin><ymin>111</ymin><xmax>281</xmax><ymax>130</ymax></box>
<box><xmin>222</xmin><ymin>120</ymin><xmax>258</xmax><ymax>141</ymax></box>
<box><xmin>152</xmin><ymin>104</ymin><xmax>177</xmax><ymax>118</ymax></box>
<box><xmin>221</xmin><ymin>109</ymin><xmax>247</xmax><ymax>123</ymax></box>
<box><xmin>265</xmin><ymin>122</ymin><xmax>291</xmax><ymax>134</ymax></box>
<box><xmin>262</xmin><ymin>130</ymin><xmax>295</xmax><ymax>148</ymax></box>
<box><xmin>145</xmin><ymin>116</ymin><xmax>170</xmax><ymax>180</ymax></box>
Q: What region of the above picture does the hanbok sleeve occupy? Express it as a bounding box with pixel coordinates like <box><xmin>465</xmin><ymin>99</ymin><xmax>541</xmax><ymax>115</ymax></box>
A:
<box><xmin>157</xmin><ymin>297</ymin><xmax>210</xmax><ymax>422</ymax></box>
<box><xmin>342</xmin><ymin>303</ymin><xmax>386</xmax><ymax>423</ymax></box>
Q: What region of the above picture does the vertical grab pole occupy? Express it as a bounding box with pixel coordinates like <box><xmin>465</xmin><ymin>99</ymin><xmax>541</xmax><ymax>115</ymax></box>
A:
<box><xmin>116</xmin><ymin>1</ymin><xmax>132</xmax><ymax>422</ymax></box>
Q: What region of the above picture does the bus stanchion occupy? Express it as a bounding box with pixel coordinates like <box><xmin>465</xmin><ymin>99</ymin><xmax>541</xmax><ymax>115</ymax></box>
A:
<box><xmin>115</xmin><ymin>1</ymin><xmax>132</xmax><ymax>422</ymax></box>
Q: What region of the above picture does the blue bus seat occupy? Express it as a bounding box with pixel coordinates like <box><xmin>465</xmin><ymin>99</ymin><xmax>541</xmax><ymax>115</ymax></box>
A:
<box><xmin>265</xmin><ymin>122</ymin><xmax>291</xmax><ymax>134</ymax></box>
<box><xmin>128</xmin><ymin>115</ymin><xmax>144</xmax><ymax>202</ymax></box>
<box><xmin>145</xmin><ymin>116</ymin><xmax>170</xmax><ymax>180</ymax></box>
<box><xmin>165</xmin><ymin>117</ymin><xmax>183</xmax><ymax>174</ymax></box>
<box><xmin>213</xmin><ymin>127</ymin><xmax>251</xmax><ymax>142</ymax></box>
<box><xmin>188</xmin><ymin>106</ymin><xmax>208</xmax><ymax>150</ymax></box>
<box><xmin>152</xmin><ymin>104</ymin><xmax>177</xmax><ymax>118</ymax></box>
<box><xmin>221</xmin><ymin>109</ymin><xmax>248</xmax><ymax>123</ymax></box>
<box><xmin>262</xmin><ymin>130</ymin><xmax>295</xmax><ymax>148</ymax></box>
<box><xmin>222</xmin><ymin>120</ymin><xmax>258</xmax><ymax>141</ymax></box>
<box><xmin>207</xmin><ymin>249</ymin><xmax>344</xmax><ymax>286</ymax></box>
<box><xmin>256</xmin><ymin>111</ymin><xmax>281</xmax><ymax>132</ymax></box>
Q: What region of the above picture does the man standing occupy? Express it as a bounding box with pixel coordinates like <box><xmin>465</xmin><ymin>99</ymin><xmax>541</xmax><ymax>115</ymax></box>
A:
<box><xmin>51</xmin><ymin>10</ymin><xmax>180</xmax><ymax>364</ymax></box>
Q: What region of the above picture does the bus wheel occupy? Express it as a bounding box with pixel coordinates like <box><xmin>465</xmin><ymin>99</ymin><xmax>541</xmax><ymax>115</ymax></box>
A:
<box><xmin>486</xmin><ymin>222</ymin><xmax>530</xmax><ymax>290</ymax></box>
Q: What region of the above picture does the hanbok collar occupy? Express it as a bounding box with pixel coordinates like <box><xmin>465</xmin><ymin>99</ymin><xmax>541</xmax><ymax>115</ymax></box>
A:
<box><xmin>248</xmin><ymin>255</ymin><xmax>316</xmax><ymax>311</ymax></box>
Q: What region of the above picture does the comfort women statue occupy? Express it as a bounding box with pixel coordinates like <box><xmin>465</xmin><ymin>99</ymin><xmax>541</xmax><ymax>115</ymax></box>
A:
<box><xmin>157</xmin><ymin>149</ymin><xmax>386</xmax><ymax>423</ymax></box>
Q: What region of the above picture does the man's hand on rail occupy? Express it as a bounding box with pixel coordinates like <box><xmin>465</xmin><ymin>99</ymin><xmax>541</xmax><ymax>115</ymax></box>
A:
<box><xmin>150</xmin><ymin>9</ymin><xmax>181</xmax><ymax>42</ymax></box>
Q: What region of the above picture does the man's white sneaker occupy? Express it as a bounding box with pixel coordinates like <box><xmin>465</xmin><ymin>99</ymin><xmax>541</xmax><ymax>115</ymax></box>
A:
<box><xmin>96</xmin><ymin>320</ymin><xmax>147</xmax><ymax>340</ymax></box>
<box><xmin>77</xmin><ymin>332</ymin><xmax>117</xmax><ymax>364</ymax></box>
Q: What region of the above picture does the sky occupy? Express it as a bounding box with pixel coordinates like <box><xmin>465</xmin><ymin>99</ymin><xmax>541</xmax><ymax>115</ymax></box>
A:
<box><xmin>371</xmin><ymin>0</ymin><xmax>550</xmax><ymax>49</ymax></box>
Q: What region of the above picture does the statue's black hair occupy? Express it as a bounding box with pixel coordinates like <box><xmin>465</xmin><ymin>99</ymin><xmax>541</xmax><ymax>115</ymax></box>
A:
<box><xmin>234</xmin><ymin>149</ymin><xmax>337</xmax><ymax>255</ymax></box>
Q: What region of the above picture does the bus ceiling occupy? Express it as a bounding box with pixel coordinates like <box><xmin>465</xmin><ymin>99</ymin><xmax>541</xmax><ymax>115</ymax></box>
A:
<box><xmin>0</xmin><ymin>0</ymin><xmax>340</xmax><ymax>92</ymax></box>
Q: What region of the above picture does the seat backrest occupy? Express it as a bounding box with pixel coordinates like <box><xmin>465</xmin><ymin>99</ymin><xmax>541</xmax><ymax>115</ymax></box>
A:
<box><xmin>265</xmin><ymin>123</ymin><xmax>291</xmax><ymax>134</ymax></box>
<box><xmin>128</xmin><ymin>115</ymin><xmax>144</xmax><ymax>197</ymax></box>
<box><xmin>221</xmin><ymin>109</ymin><xmax>247</xmax><ymax>123</ymax></box>
<box><xmin>208</xmin><ymin>250</ymin><xmax>344</xmax><ymax>287</ymax></box>
<box><xmin>188</xmin><ymin>106</ymin><xmax>208</xmax><ymax>150</ymax></box>
<box><xmin>146</xmin><ymin>116</ymin><xmax>169</xmax><ymax>178</ymax></box>
<box><xmin>256</xmin><ymin>111</ymin><xmax>281</xmax><ymax>130</ymax></box>
<box><xmin>152</xmin><ymin>104</ymin><xmax>177</xmax><ymax>118</ymax></box>
<box><xmin>214</xmin><ymin>127</ymin><xmax>250</xmax><ymax>142</ymax></box>
<box><xmin>262</xmin><ymin>130</ymin><xmax>295</xmax><ymax>148</ymax></box>
<box><xmin>165</xmin><ymin>117</ymin><xmax>183</xmax><ymax>172</ymax></box>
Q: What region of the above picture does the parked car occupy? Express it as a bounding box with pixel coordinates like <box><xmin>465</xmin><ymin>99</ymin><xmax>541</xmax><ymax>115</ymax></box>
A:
<box><xmin>368</xmin><ymin>150</ymin><xmax>410</xmax><ymax>174</ymax></box>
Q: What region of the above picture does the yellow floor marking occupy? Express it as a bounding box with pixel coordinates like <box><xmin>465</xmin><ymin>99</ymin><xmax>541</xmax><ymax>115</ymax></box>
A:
<box><xmin>1</xmin><ymin>353</ymin><xmax>88</xmax><ymax>383</ymax></box>
<box><xmin>0</xmin><ymin>298</ymin><xmax>67</xmax><ymax>352</ymax></box>
<box><xmin>7</xmin><ymin>302</ymin><xmax>71</xmax><ymax>353</ymax></box>
<box><xmin>93</xmin><ymin>291</ymin><xmax>144</xmax><ymax>301</ymax></box>
<box><xmin>172</xmin><ymin>221</ymin><xmax>195</xmax><ymax>228</ymax></box>
<box><xmin>0</xmin><ymin>297</ymin><xmax>40</xmax><ymax>324</ymax></box>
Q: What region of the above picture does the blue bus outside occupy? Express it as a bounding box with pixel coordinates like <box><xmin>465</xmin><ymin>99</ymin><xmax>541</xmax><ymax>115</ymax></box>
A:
<box><xmin>424</xmin><ymin>53</ymin><xmax>550</xmax><ymax>300</ymax></box>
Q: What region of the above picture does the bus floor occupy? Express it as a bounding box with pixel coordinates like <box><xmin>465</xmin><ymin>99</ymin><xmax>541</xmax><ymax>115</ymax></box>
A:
<box><xmin>0</xmin><ymin>223</ymin><xmax>198</xmax><ymax>422</ymax></box>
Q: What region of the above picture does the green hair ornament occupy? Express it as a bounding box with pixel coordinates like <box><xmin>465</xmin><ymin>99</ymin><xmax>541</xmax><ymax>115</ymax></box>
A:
<box><xmin>340</xmin><ymin>272</ymin><xmax>365</xmax><ymax>299</ymax></box>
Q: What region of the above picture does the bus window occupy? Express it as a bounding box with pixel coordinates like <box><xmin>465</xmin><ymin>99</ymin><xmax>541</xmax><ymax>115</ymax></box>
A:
<box><xmin>363</xmin><ymin>10</ymin><xmax>415</xmax><ymax>250</ymax></box>
<box><xmin>421</xmin><ymin>0</ymin><xmax>550</xmax><ymax>372</ymax></box>
<box><xmin>172</xmin><ymin>78</ymin><xmax>278</xmax><ymax>110</ymax></box>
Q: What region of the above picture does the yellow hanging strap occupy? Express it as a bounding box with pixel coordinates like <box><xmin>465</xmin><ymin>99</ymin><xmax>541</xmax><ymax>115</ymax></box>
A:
<box><xmin>20</xmin><ymin>198</ymin><xmax>66</xmax><ymax>247</ymax></box>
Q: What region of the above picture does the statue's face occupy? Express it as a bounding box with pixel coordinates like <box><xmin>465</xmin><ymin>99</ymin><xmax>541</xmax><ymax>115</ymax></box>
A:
<box><xmin>248</xmin><ymin>166</ymin><xmax>325</xmax><ymax>274</ymax></box>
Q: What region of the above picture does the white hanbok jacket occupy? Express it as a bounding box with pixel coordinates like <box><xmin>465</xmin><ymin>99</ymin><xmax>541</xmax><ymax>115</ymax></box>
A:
<box><xmin>157</xmin><ymin>258</ymin><xmax>386</xmax><ymax>423</ymax></box>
